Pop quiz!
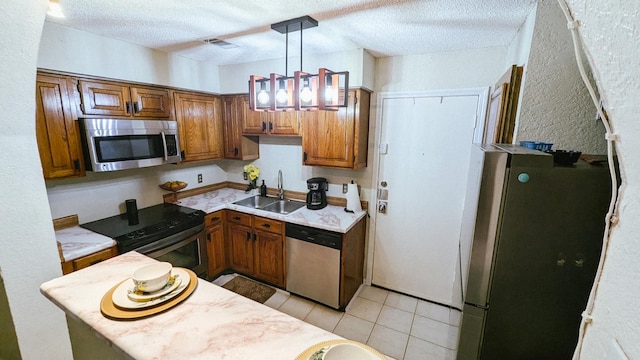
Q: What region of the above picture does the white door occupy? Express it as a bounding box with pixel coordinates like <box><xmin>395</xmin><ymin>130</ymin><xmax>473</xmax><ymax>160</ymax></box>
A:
<box><xmin>372</xmin><ymin>90</ymin><xmax>486</xmax><ymax>306</ymax></box>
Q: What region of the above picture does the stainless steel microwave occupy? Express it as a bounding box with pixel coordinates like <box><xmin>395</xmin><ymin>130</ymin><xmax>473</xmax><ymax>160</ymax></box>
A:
<box><xmin>79</xmin><ymin>118</ymin><xmax>181</xmax><ymax>172</ymax></box>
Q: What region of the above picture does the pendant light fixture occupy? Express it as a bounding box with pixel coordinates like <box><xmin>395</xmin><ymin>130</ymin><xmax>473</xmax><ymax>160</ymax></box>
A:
<box><xmin>248</xmin><ymin>16</ymin><xmax>349</xmax><ymax>112</ymax></box>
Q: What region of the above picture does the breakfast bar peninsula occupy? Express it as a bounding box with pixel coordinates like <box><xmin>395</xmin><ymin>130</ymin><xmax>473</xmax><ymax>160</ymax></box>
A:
<box><xmin>40</xmin><ymin>251</ymin><xmax>343</xmax><ymax>359</ymax></box>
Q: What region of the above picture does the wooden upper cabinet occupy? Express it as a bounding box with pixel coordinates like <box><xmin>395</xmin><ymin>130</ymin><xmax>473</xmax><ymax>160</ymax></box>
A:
<box><xmin>222</xmin><ymin>95</ymin><xmax>259</xmax><ymax>160</ymax></box>
<box><xmin>301</xmin><ymin>88</ymin><xmax>370</xmax><ymax>169</ymax></box>
<box><xmin>174</xmin><ymin>92</ymin><xmax>224</xmax><ymax>162</ymax></box>
<box><xmin>78</xmin><ymin>80</ymin><xmax>172</xmax><ymax>118</ymax></box>
<box><xmin>240</xmin><ymin>95</ymin><xmax>300</xmax><ymax>136</ymax></box>
<box><xmin>268</xmin><ymin>111</ymin><xmax>300</xmax><ymax>136</ymax></box>
<box><xmin>35</xmin><ymin>73</ymin><xmax>85</xmax><ymax>179</ymax></box>
<box><xmin>240</xmin><ymin>95</ymin><xmax>266</xmax><ymax>135</ymax></box>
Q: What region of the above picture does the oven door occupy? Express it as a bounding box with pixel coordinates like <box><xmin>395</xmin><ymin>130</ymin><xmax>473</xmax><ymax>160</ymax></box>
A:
<box><xmin>135</xmin><ymin>225</ymin><xmax>208</xmax><ymax>278</ymax></box>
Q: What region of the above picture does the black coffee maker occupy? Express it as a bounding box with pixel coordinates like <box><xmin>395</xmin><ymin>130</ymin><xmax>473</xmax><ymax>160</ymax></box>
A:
<box><xmin>306</xmin><ymin>177</ymin><xmax>328</xmax><ymax>210</ymax></box>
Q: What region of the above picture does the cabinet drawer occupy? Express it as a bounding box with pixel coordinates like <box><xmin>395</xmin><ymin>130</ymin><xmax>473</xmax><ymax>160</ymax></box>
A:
<box><xmin>254</xmin><ymin>216</ymin><xmax>283</xmax><ymax>235</ymax></box>
<box><xmin>205</xmin><ymin>211</ymin><xmax>225</xmax><ymax>228</ymax></box>
<box><xmin>226</xmin><ymin>210</ymin><xmax>252</xmax><ymax>227</ymax></box>
<box><xmin>72</xmin><ymin>246</ymin><xmax>117</xmax><ymax>271</ymax></box>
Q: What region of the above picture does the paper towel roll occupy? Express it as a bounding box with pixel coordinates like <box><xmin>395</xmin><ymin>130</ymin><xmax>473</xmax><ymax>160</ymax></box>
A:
<box><xmin>346</xmin><ymin>182</ymin><xmax>362</xmax><ymax>212</ymax></box>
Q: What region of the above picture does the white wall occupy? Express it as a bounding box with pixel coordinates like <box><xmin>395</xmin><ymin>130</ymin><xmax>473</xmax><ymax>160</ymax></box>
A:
<box><xmin>39</xmin><ymin>22</ymin><xmax>220</xmax><ymax>93</ymax></box>
<box><xmin>0</xmin><ymin>1</ymin><xmax>73</xmax><ymax>359</ymax></box>
<box><xmin>374</xmin><ymin>46</ymin><xmax>510</xmax><ymax>93</ymax></box>
<box><xmin>515</xmin><ymin>1</ymin><xmax>606</xmax><ymax>154</ymax></box>
<box><xmin>565</xmin><ymin>0</ymin><xmax>640</xmax><ymax>358</ymax></box>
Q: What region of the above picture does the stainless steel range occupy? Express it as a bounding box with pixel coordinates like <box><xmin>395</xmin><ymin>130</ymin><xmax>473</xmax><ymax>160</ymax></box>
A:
<box><xmin>80</xmin><ymin>203</ymin><xmax>208</xmax><ymax>277</ymax></box>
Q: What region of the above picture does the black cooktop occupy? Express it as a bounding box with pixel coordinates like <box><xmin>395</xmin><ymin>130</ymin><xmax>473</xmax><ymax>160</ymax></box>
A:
<box><xmin>80</xmin><ymin>203</ymin><xmax>205</xmax><ymax>253</ymax></box>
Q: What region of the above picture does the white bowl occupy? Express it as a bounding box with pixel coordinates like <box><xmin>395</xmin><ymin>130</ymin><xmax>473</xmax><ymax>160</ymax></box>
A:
<box><xmin>323</xmin><ymin>343</ymin><xmax>379</xmax><ymax>360</ymax></box>
<box><xmin>132</xmin><ymin>262</ymin><xmax>172</xmax><ymax>293</ymax></box>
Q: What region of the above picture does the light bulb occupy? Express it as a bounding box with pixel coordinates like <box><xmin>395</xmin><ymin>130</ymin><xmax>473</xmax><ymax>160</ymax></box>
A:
<box><xmin>47</xmin><ymin>1</ymin><xmax>65</xmax><ymax>18</ymax></box>
<box><xmin>300</xmin><ymin>78</ymin><xmax>313</xmax><ymax>103</ymax></box>
<box><xmin>276</xmin><ymin>89</ymin><xmax>288</xmax><ymax>104</ymax></box>
<box><xmin>257</xmin><ymin>90</ymin><xmax>270</xmax><ymax>105</ymax></box>
<box><xmin>324</xmin><ymin>86</ymin><xmax>334</xmax><ymax>102</ymax></box>
<box><xmin>300</xmin><ymin>86</ymin><xmax>313</xmax><ymax>103</ymax></box>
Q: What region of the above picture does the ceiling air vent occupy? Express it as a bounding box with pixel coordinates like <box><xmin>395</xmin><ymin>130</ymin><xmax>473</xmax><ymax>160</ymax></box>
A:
<box><xmin>203</xmin><ymin>38</ymin><xmax>238</xmax><ymax>49</ymax></box>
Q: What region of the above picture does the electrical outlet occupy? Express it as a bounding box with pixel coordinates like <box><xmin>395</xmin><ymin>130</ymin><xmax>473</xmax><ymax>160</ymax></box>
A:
<box><xmin>197</xmin><ymin>174</ymin><xmax>203</xmax><ymax>183</ymax></box>
<box><xmin>343</xmin><ymin>183</ymin><xmax>348</xmax><ymax>193</ymax></box>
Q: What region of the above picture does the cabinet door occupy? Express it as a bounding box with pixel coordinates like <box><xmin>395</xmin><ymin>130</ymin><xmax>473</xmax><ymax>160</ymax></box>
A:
<box><xmin>222</xmin><ymin>95</ymin><xmax>259</xmax><ymax>160</ymax></box>
<box><xmin>206</xmin><ymin>221</ymin><xmax>226</xmax><ymax>278</ymax></box>
<box><xmin>78</xmin><ymin>80</ymin><xmax>132</xmax><ymax>117</ymax></box>
<box><xmin>35</xmin><ymin>74</ymin><xmax>85</xmax><ymax>179</ymax></box>
<box><xmin>253</xmin><ymin>230</ymin><xmax>284</xmax><ymax>287</ymax></box>
<box><xmin>301</xmin><ymin>89</ymin><xmax>369</xmax><ymax>169</ymax></box>
<box><xmin>240</xmin><ymin>95</ymin><xmax>267</xmax><ymax>135</ymax></box>
<box><xmin>268</xmin><ymin>111</ymin><xmax>300</xmax><ymax>136</ymax></box>
<box><xmin>129</xmin><ymin>86</ymin><xmax>172</xmax><ymax>118</ymax></box>
<box><xmin>227</xmin><ymin>223</ymin><xmax>253</xmax><ymax>274</ymax></box>
<box><xmin>174</xmin><ymin>92</ymin><xmax>224</xmax><ymax>162</ymax></box>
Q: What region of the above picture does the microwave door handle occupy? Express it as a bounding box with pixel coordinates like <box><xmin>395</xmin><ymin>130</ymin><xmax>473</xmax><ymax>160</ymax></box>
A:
<box><xmin>161</xmin><ymin>132</ymin><xmax>168</xmax><ymax>161</ymax></box>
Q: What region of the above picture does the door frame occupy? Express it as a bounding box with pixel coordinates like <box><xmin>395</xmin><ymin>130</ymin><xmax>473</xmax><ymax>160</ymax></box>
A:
<box><xmin>364</xmin><ymin>87</ymin><xmax>489</xmax><ymax>287</ymax></box>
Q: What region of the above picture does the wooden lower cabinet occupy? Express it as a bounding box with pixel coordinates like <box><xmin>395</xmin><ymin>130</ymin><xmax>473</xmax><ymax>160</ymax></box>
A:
<box><xmin>205</xmin><ymin>211</ymin><xmax>226</xmax><ymax>278</ymax></box>
<box><xmin>226</xmin><ymin>210</ymin><xmax>285</xmax><ymax>287</ymax></box>
<box><xmin>340</xmin><ymin>217</ymin><xmax>367</xmax><ymax>308</ymax></box>
<box><xmin>61</xmin><ymin>246</ymin><xmax>118</xmax><ymax>275</ymax></box>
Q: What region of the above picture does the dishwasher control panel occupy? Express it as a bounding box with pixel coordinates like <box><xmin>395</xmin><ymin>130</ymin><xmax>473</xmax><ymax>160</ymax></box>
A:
<box><xmin>285</xmin><ymin>223</ymin><xmax>342</xmax><ymax>250</ymax></box>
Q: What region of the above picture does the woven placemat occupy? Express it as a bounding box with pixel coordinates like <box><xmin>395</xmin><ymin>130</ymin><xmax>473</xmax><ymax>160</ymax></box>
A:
<box><xmin>295</xmin><ymin>339</ymin><xmax>388</xmax><ymax>360</ymax></box>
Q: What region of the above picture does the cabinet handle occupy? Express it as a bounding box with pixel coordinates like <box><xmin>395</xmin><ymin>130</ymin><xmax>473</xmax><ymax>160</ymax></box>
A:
<box><xmin>73</xmin><ymin>159</ymin><xmax>80</xmax><ymax>171</ymax></box>
<box><xmin>234</xmin><ymin>147</ymin><xmax>239</xmax><ymax>157</ymax></box>
<box><xmin>207</xmin><ymin>233</ymin><xmax>211</xmax><ymax>241</ymax></box>
<box><xmin>261</xmin><ymin>223</ymin><xmax>271</xmax><ymax>228</ymax></box>
<box><xmin>303</xmin><ymin>152</ymin><xmax>308</xmax><ymax>162</ymax></box>
<box><xmin>233</xmin><ymin>216</ymin><xmax>241</xmax><ymax>221</ymax></box>
<box><xmin>212</xmin><ymin>217</ymin><xmax>220</xmax><ymax>221</ymax></box>
<box><xmin>253</xmin><ymin>233</ymin><xmax>257</xmax><ymax>241</ymax></box>
<box><xmin>133</xmin><ymin>101</ymin><xmax>140</xmax><ymax>113</ymax></box>
<box><xmin>246</xmin><ymin>232</ymin><xmax>251</xmax><ymax>240</ymax></box>
<box><xmin>125</xmin><ymin>101</ymin><xmax>132</xmax><ymax>114</ymax></box>
<box><xmin>180</xmin><ymin>151</ymin><xmax>185</xmax><ymax>160</ymax></box>
<box><xmin>269</xmin><ymin>122</ymin><xmax>273</xmax><ymax>131</ymax></box>
<box><xmin>262</xmin><ymin>121</ymin><xmax>266</xmax><ymax>132</ymax></box>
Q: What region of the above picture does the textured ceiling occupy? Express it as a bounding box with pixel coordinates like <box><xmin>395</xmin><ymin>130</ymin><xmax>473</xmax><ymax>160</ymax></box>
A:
<box><xmin>46</xmin><ymin>0</ymin><xmax>537</xmax><ymax>66</ymax></box>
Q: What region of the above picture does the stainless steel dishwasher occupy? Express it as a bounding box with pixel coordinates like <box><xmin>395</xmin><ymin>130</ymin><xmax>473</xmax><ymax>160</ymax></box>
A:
<box><xmin>286</xmin><ymin>223</ymin><xmax>342</xmax><ymax>309</ymax></box>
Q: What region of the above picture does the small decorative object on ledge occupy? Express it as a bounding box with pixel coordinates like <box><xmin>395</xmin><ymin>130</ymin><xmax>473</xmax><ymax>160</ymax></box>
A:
<box><xmin>243</xmin><ymin>164</ymin><xmax>260</xmax><ymax>192</ymax></box>
<box><xmin>159</xmin><ymin>181</ymin><xmax>187</xmax><ymax>203</ymax></box>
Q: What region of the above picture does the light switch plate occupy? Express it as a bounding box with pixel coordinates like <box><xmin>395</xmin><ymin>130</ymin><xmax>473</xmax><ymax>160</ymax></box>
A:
<box><xmin>342</xmin><ymin>183</ymin><xmax>348</xmax><ymax>193</ymax></box>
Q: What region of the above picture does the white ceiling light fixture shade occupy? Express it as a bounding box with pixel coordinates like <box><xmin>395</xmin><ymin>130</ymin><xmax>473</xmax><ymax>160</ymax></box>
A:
<box><xmin>47</xmin><ymin>0</ymin><xmax>65</xmax><ymax>18</ymax></box>
<box><xmin>248</xmin><ymin>15</ymin><xmax>349</xmax><ymax>112</ymax></box>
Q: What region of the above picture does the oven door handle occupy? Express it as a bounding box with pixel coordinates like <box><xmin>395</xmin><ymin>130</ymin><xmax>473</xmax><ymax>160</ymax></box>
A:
<box><xmin>135</xmin><ymin>225</ymin><xmax>204</xmax><ymax>256</ymax></box>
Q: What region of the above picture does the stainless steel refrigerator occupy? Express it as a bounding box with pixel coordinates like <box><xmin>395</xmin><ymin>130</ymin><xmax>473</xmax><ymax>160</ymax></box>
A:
<box><xmin>457</xmin><ymin>144</ymin><xmax>612</xmax><ymax>359</ymax></box>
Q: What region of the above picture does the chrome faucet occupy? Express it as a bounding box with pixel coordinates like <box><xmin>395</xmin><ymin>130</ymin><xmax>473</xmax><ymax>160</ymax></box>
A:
<box><xmin>277</xmin><ymin>170</ymin><xmax>284</xmax><ymax>200</ymax></box>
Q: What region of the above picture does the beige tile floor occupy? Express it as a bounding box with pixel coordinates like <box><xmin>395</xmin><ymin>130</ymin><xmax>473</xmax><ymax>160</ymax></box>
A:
<box><xmin>213</xmin><ymin>275</ymin><xmax>460</xmax><ymax>360</ymax></box>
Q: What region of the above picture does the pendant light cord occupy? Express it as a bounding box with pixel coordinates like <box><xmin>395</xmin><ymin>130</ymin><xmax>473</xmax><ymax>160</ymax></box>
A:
<box><xmin>284</xmin><ymin>24</ymin><xmax>289</xmax><ymax>76</ymax></box>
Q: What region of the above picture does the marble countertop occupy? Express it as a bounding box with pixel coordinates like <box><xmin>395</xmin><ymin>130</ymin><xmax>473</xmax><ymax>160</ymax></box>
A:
<box><xmin>55</xmin><ymin>226</ymin><xmax>116</xmax><ymax>262</ymax></box>
<box><xmin>55</xmin><ymin>187</ymin><xmax>366</xmax><ymax>263</ymax></box>
<box><xmin>179</xmin><ymin>188</ymin><xmax>367</xmax><ymax>233</ymax></box>
<box><xmin>40</xmin><ymin>252</ymin><xmax>344</xmax><ymax>359</ymax></box>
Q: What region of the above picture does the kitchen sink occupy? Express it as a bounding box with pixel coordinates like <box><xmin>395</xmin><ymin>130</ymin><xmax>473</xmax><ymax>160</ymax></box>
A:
<box><xmin>233</xmin><ymin>195</ymin><xmax>277</xmax><ymax>209</ymax></box>
<box><xmin>260</xmin><ymin>199</ymin><xmax>306</xmax><ymax>215</ymax></box>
